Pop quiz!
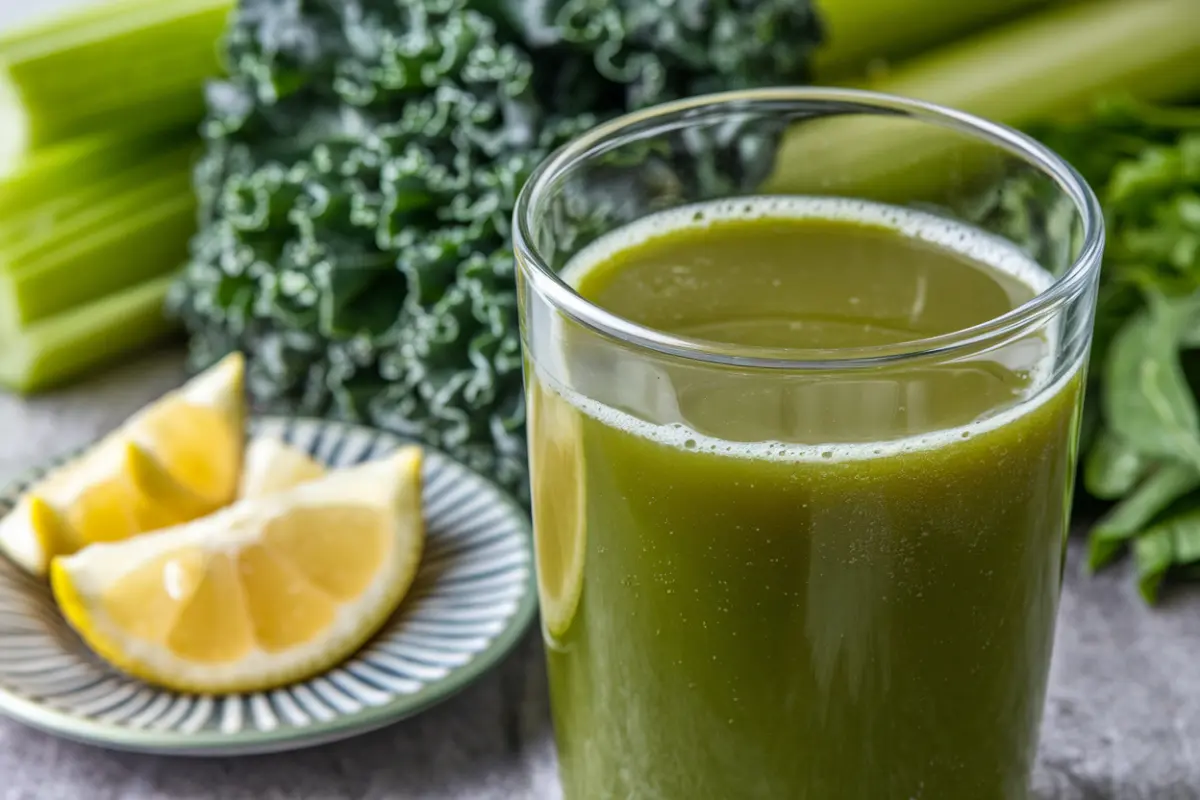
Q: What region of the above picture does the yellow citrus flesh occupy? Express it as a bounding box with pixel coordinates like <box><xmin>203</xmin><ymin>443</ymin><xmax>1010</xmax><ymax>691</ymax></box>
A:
<box><xmin>238</xmin><ymin>436</ymin><xmax>326</xmax><ymax>499</ymax></box>
<box><xmin>528</xmin><ymin>379</ymin><xmax>587</xmax><ymax>642</ymax></box>
<box><xmin>50</xmin><ymin>447</ymin><xmax>424</xmax><ymax>694</ymax></box>
<box><xmin>128</xmin><ymin>353</ymin><xmax>246</xmax><ymax>509</ymax></box>
<box><xmin>134</xmin><ymin>402</ymin><xmax>241</xmax><ymax>508</ymax></box>
<box><xmin>0</xmin><ymin>353</ymin><xmax>246</xmax><ymax>577</ymax></box>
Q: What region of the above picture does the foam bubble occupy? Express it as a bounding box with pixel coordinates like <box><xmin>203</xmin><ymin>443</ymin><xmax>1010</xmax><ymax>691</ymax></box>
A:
<box><xmin>543</xmin><ymin>195</ymin><xmax>1077</xmax><ymax>464</ymax></box>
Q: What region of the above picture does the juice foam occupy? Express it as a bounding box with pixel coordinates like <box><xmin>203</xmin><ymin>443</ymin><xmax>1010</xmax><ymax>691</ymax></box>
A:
<box><xmin>544</xmin><ymin>195</ymin><xmax>1078</xmax><ymax>464</ymax></box>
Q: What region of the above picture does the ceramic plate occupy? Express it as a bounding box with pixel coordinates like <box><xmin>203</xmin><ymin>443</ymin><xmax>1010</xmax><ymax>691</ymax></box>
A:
<box><xmin>0</xmin><ymin>416</ymin><xmax>536</xmax><ymax>756</ymax></box>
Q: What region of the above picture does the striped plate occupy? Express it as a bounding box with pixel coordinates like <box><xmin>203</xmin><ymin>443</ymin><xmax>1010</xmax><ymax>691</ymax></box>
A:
<box><xmin>0</xmin><ymin>416</ymin><xmax>536</xmax><ymax>756</ymax></box>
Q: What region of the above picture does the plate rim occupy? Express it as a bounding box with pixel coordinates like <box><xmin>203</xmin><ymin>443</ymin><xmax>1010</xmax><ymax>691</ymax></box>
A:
<box><xmin>0</xmin><ymin>414</ymin><xmax>538</xmax><ymax>756</ymax></box>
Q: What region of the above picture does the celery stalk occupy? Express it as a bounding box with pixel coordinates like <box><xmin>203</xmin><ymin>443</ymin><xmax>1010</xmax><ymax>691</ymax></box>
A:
<box><xmin>0</xmin><ymin>274</ymin><xmax>177</xmax><ymax>393</ymax></box>
<box><xmin>0</xmin><ymin>142</ymin><xmax>196</xmax><ymax>253</ymax></box>
<box><xmin>0</xmin><ymin>190</ymin><xmax>195</xmax><ymax>332</ymax></box>
<box><xmin>811</xmin><ymin>0</ymin><xmax>1054</xmax><ymax>79</ymax></box>
<box><xmin>0</xmin><ymin>142</ymin><xmax>196</xmax><ymax>330</ymax></box>
<box><xmin>0</xmin><ymin>128</ymin><xmax>185</xmax><ymax>217</ymax></box>
<box><xmin>0</xmin><ymin>0</ymin><xmax>230</xmax><ymax>175</ymax></box>
<box><xmin>767</xmin><ymin>0</ymin><xmax>1200</xmax><ymax>198</ymax></box>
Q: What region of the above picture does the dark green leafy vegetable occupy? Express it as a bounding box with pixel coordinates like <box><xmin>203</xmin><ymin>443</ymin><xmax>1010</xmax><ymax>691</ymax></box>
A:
<box><xmin>1134</xmin><ymin>524</ymin><xmax>1175</xmax><ymax>603</ymax></box>
<box><xmin>172</xmin><ymin>0</ymin><xmax>821</xmax><ymax>496</ymax></box>
<box><xmin>1103</xmin><ymin>293</ymin><xmax>1200</xmax><ymax>471</ymax></box>
<box><xmin>1083</xmin><ymin>429</ymin><xmax>1149</xmax><ymax>501</ymax></box>
<box><xmin>1133</xmin><ymin>508</ymin><xmax>1200</xmax><ymax>603</ymax></box>
<box><xmin>1087</xmin><ymin>464</ymin><xmax>1200</xmax><ymax>572</ymax></box>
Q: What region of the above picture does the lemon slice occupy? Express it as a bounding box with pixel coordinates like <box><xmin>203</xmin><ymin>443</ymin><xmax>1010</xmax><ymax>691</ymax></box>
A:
<box><xmin>50</xmin><ymin>447</ymin><xmax>424</xmax><ymax>695</ymax></box>
<box><xmin>528</xmin><ymin>378</ymin><xmax>587</xmax><ymax>642</ymax></box>
<box><xmin>238</xmin><ymin>436</ymin><xmax>326</xmax><ymax>500</ymax></box>
<box><xmin>0</xmin><ymin>353</ymin><xmax>245</xmax><ymax>576</ymax></box>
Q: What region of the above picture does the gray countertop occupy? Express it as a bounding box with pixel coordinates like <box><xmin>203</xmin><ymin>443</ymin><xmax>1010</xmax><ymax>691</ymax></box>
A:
<box><xmin>0</xmin><ymin>348</ymin><xmax>1198</xmax><ymax>799</ymax></box>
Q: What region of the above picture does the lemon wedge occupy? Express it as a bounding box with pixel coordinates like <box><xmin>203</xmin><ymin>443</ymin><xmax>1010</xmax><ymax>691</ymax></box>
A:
<box><xmin>238</xmin><ymin>436</ymin><xmax>326</xmax><ymax>500</ymax></box>
<box><xmin>0</xmin><ymin>354</ymin><xmax>246</xmax><ymax>576</ymax></box>
<box><xmin>127</xmin><ymin>352</ymin><xmax>245</xmax><ymax>507</ymax></box>
<box><xmin>50</xmin><ymin>447</ymin><xmax>424</xmax><ymax>694</ymax></box>
<box><xmin>527</xmin><ymin>378</ymin><xmax>587</xmax><ymax>642</ymax></box>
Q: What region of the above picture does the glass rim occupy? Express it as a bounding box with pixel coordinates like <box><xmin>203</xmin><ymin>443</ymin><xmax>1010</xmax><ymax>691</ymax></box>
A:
<box><xmin>512</xmin><ymin>87</ymin><xmax>1105</xmax><ymax>371</ymax></box>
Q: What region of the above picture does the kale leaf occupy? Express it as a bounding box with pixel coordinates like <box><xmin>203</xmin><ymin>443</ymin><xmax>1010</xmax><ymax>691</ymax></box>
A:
<box><xmin>173</xmin><ymin>0</ymin><xmax>820</xmax><ymax>498</ymax></box>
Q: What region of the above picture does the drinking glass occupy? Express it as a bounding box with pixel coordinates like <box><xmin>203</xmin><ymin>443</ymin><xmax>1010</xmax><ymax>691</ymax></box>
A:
<box><xmin>513</xmin><ymin>88</ymin><xmax>1103</xmax><ymax>800</ymax></box>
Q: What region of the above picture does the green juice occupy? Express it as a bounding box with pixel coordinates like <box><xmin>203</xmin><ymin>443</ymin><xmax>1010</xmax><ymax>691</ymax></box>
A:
<box><xmin>526</xmin><ymin>197</ymin><xmax>1084</xmax><ymax>799</ymax></box>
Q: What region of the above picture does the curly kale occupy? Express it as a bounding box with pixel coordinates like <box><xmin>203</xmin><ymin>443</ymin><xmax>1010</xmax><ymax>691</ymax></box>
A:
<box><xmin>173</xmin><ymin>0</ymin><xmax>820</xmax><ymax>496</ymax></box>
<box><xmin>507</xmin><ymin>0</ymin><xmax>821</xmax><ymax>109</ymax></box>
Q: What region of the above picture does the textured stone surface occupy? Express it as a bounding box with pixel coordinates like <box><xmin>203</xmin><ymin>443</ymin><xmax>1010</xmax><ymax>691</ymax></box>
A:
<box><xmin>0</xmin><ymin>348</ymin><xmax>1198</xmax><ymax>799</ymax></box>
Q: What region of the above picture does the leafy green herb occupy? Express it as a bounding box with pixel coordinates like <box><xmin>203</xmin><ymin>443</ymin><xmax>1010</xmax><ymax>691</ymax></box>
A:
<box><xmin>1134</xmin><ymin>524</ymin><xmax>1174</xmax><ymax>603</ymax></box>
<box><xmin>1102</xmin><ymin>293</ymin><xmax>1200</xmax><ymax>470</ymax></box>
<box><xmin>1087</xmin><ymin>464</ymin><xmax>1200</xmax><ymax>572</ymax></box>
<box><xmin>1132</xmin><ymin>508</ymin><xmax>1200</xmax><ymax>602</ymax></box>
<box><xmin>1083</xmin><ymin>429</ymin><xmax>1148</xmax><ymax>501</ymax></box>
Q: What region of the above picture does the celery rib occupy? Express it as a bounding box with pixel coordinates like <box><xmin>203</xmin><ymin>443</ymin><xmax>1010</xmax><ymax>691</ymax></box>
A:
<box><xmin>0</xmin><ymin>273</ymin><xmax>178</xmax><ymax>393</ymax></box>
<box><xmin>0</xmin><ymin>127</ymin><xmax>188</xmax><ymax>219</ymax></box>
<box><xmin>0</xmin><ymin>143</ymin><xmax>196</xmax><ymax>255</ymax></box>
<box><xmin>812</xmin><ymin>0</ymin><xmax>1054</xmax><ymax>79</ymax></box>
<box><xmin>0</xmin><ymin>0</ymin><xmax>230</xmax><ymax>173</ymax></box>
<box><xmin>0</xmin><ymin>192</ymin><xmax>195</xmax><ymax>333</ymax></box>
<box><xmin>767</xmin><ymin>0</ymin><xmax>1200</xmax><ymax>198</ymax></box>
<box><xmin>0</xmin><ymin>139</ymin><xmax>197</xmax><ymax>331</ymax></box>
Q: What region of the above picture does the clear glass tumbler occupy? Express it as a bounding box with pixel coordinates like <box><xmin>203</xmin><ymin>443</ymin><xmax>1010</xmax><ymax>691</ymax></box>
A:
<box><xmin>514</xmin><ymin>88</ymin><xmax>1103</xmax><ymax>800</ymax></box>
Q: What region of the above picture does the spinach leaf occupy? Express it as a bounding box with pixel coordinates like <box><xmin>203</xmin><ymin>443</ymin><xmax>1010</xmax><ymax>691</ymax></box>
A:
<box><xmin>1102</xmin><ymin>293</ymin><xmax>1200</xmax><ymax>470</ymax></box>
<box><xmin>1134</xmin><ymin>525</ymin><xmax>1174</xmax><ymax>603</ymax></box>
<box><xmin>1087</xmin><ymin>463</ymin><xmax>1200</xmax><ymax>572</ymax></box>
<box><xmin>1083</xmin><ymin>428</ymin><xmax>1149</xmax><ymax>500</ymax></box>
<box><xmin>1132</xmin><ymin>507</ymin><xmax>1200</xmax><ymax>602</ymax></box>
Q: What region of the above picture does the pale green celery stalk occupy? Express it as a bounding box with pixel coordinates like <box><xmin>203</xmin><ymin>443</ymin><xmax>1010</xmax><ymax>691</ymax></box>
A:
<box><xmin>767</xmin><ymin>0</ymin><xmax>1200</xmax><ymax>198</ymax></box>
<box><xmin>0</xmin><ymin>180</ymin><xmax>195</xmax><ymax>331</ymax></box>
<box><xmin>0</xmin><ymin>273</ymin><xmax>177</xmax><ymax>393</ymax></box>
<box><xmin>0</xmin><ymin>0</ymin><xmax>230</xmax><ymax>175</ymax></box>
<box><xmin>0</xmin><ymin>127</ymin><xmax>185</xmax><ymax>218</ymax></box>
<box><xmin>811</xmin><ymin>0</ymin><xmax>1054</xmax><ymax>79</ymax></box>
<box><xmin>0</xmin><ymin>141</ymin><xmax>196</xmax><ymax>253</ymax></box>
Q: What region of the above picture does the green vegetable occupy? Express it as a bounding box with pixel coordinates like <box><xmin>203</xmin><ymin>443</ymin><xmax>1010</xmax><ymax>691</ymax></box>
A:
<box><xmin>0</xmin><ymin>145</ymin><xmax>196</xmax><ymax>331</ymax></box>
<box><xmin>0</xmin><ymin>0</ymin><xmax>231</xmax><ymax>175</ymax></box>
<box><xmin>0</xmin><ymin>273</ymin><xmax>178</xmax><ymax>392</ymax></box>
<box><xmin>811</xmin><ymin>0</ymin><xmax>1051</xmax><ymax>78</ymax></box>
<box><xmin>1134</xmin><ymin>509</ymin><xmax>1200</xmax><ymax>603</ymax></box>
<box><xmin>0</xmin><ymin>0</ymin><xmax>231</xmax><ymax>393</ymax></box>
<box><xmin>175</xmin><ymin>0</ymin><xmax>836</xmax><ymax>495</ymax></box>
<box><xmin>1083</xmin><ymin>429</ymin><xmax>1149</xmax><ymax>502</ymax></box>
<box><xmin>1134</xmin><ymin>524</ymin><xmax>1175</xmax><ymax>603</ymax></box>
<box><xmin>0</xmin><ymin>128</ymin><xmax>178</xmax><ymax>216</ymax></box>
<box><xmin>1087</xmin><ymin>464</ymin><xmax>1200</xmax><ymax>573</ymax></box>
<box><xmin>1103</xmin><ymin>294</ymin><xmax>1200</xmax><ymax>471</ymax></box>
<box><xmin>767</xmin><ymin>0</ymin><xmax>1200</xmax><ymax>199</ymax></box>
